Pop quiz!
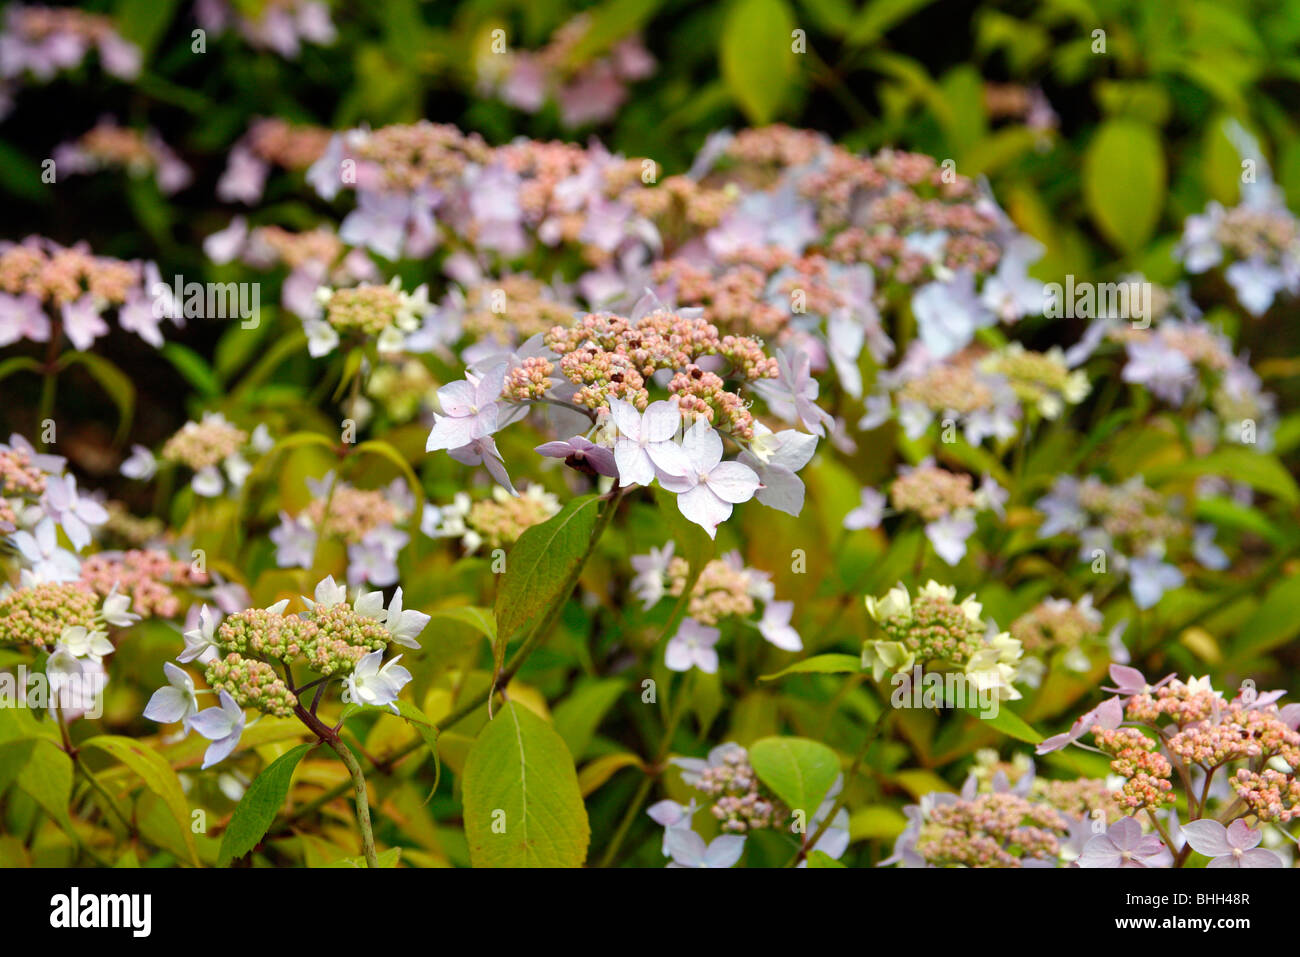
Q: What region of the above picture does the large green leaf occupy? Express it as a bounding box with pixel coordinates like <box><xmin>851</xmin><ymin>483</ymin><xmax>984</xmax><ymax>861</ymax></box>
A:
<box><xmin>720</xmin><ymin>0</ymin><xmax>797</xmax><ymax>124</ymax></box>
<box><xmin>963</xmin><ymin>703</ymin><xmax>1042</xmax><ymax>744</ymax></box>
<box><xmin>1082</xmin><ymin>118</ymin><xmax>1165</xmax><ymax>253</ymax></box>
<box><xmin>1229</xmin><ymin>573</ymin><xmax>1300</xmax><ymax>664</ymax></box>
<box><xmin>749</xmin><ymin>736</ymin><xmax>841</xmax><ymax>820</ymax></box>
<box><xmin>462</xmin><ymin>702</ymin><xmax>590</xmax><ymax>868</ymax></box>
<box><xmin>82</xmin><ymin>735</ymin><xmax>199</xmax><ymax>865</ymax></box>
<box><xmin>494</xmin><ymin>494</ymin><xmax>602</xmax><ymax>654</ymax></box>
<box><xmin>760</xmin><ymin>653</ymin><xmax>861</xmax><ymax>681</ymax></box>
<box><xmin>218</xmin><ymin>743</ymin><xmax>315</xmax><ymax>865</ymax></box>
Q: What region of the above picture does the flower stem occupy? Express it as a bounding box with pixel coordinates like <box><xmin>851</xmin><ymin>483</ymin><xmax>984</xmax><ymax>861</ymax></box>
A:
<box><xmin>328</xmin><ymin>738</ymin><xmax>379</xmax><ymax>868</ymax></box>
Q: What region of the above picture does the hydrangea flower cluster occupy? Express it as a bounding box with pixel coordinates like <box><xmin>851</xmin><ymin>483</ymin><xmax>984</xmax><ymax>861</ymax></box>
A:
<box><xmin>308</xmin><ymin>278</ymin><xmax>432</xmax><ymax>357</ymax></box>
<box><xmin>146</xmin><ymin>575</ymin><xmax>427</xmax><ymax>768</ymax></box>
<box><xmin>631</xmin><ymin>544</ymin><xmax>802</xmax><ymax>670</ymax></box>
<box><xmin>217</xmin><ymin>117</ymin><xmax>332</xmax><ymax>204</ymax></box>
<box><xmin>79</xmin><ymin>548</ymin><xmax>209</xmax><ymax>619</ymax></box>
<box><xmin>203</xmin><ymin>219</ymin><xmax>377</xmax><ymax>323</ymax></box>
<box><xmin>863</xmin><ymin>581</ymin><xmax>1025</xmax><ymax>700</ymax></box>
<box><xmin>126</xmin><ymin>412</ymin><xmax>272</xmax><ymax>499</ymax></box>
<box><xmin>425</xmin><ymin>485</ymin><xmax>560</xmax><ymax>553</ymax></box>
<box><xmin>1037</xmin><ymin>666</ymin><xmax>1298</xmax><ymax>866</ymax></box>
<box><xmin>1009</xmin><ymin>594</ymin><xmax>1123</xmax><ymax>681</ymax></box>
<box><xmin>478</xmin><ymin>13</ymin><xmax>656</xmax><ymax>128</ymax></box>
<box><xmin>1035</xmin><ymin>474</ymin><xmax>1225</xmax><ymax>608</ymax></box>
<box><xmin>194</xmin><ymin>0</ymin><xmax>336</xmax><ymax>59</ymax></box>
<box><xmin>884</xmin><ymin>753</ymin><xmax>1117</xmax><ymax>868</ymax></box>
<box><xmin>0</xmin><ymin>4</ymin><xmax>140</xmax><ymax>116</ymax></box>
<box><xmin>647</xmin><ymin>742</ymin><xmax>849</xmax><ymax>867</ymax></box>
<box><xmin>1176</xmin><ymin>121</ymin><xmax>1300</xmax><ymax>316</ymax></box>
<box><xmin>271</xmin><ymin>473</ymin><xmax>417</xmax><ymax>587</ymax></box>
<box><xmin>878</xmin><ymin>459</ymin><xmax>1005</xmax><ymax>565</ymax></box>
<box><xmin>0</xmin><ymin>237</ymin><xmax>174</xmax><ymax>349</ymax></box>
<box><xmin>0</xmin><ymin>577</ymin><xmax>137</xmax><ymax>719</ymax></box>
<box><xmin>53</xmin><ymin>118</ymin><xmax>191</xmax><ymax>195</ymax></box>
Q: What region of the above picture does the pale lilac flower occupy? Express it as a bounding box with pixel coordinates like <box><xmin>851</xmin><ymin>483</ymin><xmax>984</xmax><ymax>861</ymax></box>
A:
<box><xmin>665</xmin><ymin>618</ymin><xmax>720</xmax><ymax>674</ymax></box>
<box><xmin>346</xmin><ymin>535</ymin><xmax>402</xmax><ymax>588</ymax></box>
<box><xmin>189</xmin><ymin>690</ymin><xmax>246</xmax><ymax>769</ymax></box>
<box><xmin>448</xmin><ymin>435</ymin><xmax>516</xmax><ymax>494</ymax></box>
<box><xmin>10</xmin><ymin>517</ymin><xmax>80</xmax><ymax>582</ymax></box>
<box><xmin>42</xmin><ymin>473</ymin><xmax>108</xmax><ymax>551</ymax></box>
<box><xmin>203</xmin><ymin>216</ymin><xmax>249</xmax><ymax>264</ymax></box>
<box><xmin>119</xmin><ymin>444</ymin><xmax>157</xmax><ymax>481</ymax></box>
<box><xmin>1226</xmin><ymin>257</ymin><xmax>1287</xmax><ymax>316</ymax></box>
<box><xmin>1103</xmin><ymin>663</ymin><xmax>1175</xmax><ymax>697</ymax></box>
<box><xmin>535</xmin><ymin>435</ymin><xmax>618</xmax><ymax>478</ymax></box>
<box><xmin>665</xmin><ymin>829</ymin><xmax>745</xmax><ymax>868</ymax></box>
<box><xmin>1036</xmin><ymin>696</ymin><xmax>1124</xmax><ymax>754</ymax></box>
<box><xmin>752</xmin><ymin>349</ymin><xmax>833</xmax><ymax>436</ymax></box>
<box><xmin>0</xmin><ymin>292</ymin><xmax>48</xmax><ymax>345</ymax></box>
<box><xmin>911</xmin><ymin>271</ymin><xmax>994</xmax><ymax>358</ymax></box>
<box><xmin>647</xmin><ymin>798</ymin><xmax>698</xmax><ymax>856</ymax></box>
<box><xmin>608</xmin><ymin>396</ymin><xmax>689</xmax><ymax>487</ymax></box>
<box><xmin>345</xmin><ymin>650</ymin><xmax>412</xmax><ymax>713</ymax></box>
<box><xmin>270</xmin><ymin>511</ymin><xmax>316</xmax><ymax>568</ymax></box>
<box><xmin>1077</xmin><ymin>817</ymin><xmax>1172</xmax><ymax>868</ymax></box>
<box><xmin>1128</xmin><ymin>555</ymin><xmax>1184</xmax><ymax>609</ymax></box>
<box><xmin>142</xmin><ymin>662</ymin><xmax>200</xmax><ymax>727</ymax></box>
<box><xmin>60</xmin><ymin>295</ymin><xmax>109</xmax><ymax>350</ymax></box>
<box><xmin>426</xmin><ymin>364</ymin><xmax>508</xmax><ymax>452</ymax></box>
<box><xmin>737</xmin><ymin>427</ymin><xmax>818</xmax><ymax>516</ymax></box>
<box><xmin>631</xmin><ymin>542</ymin><xmax>675</xmax><ymax>608</ymax></box>
<box><xmin>218</xmin><ymin>145</ymin><xmax>269</xmax><ymax>204</ymax></box>
<box><xmin>758</xmin><ymin>600</ymin><xmax>802</xmax><ymax>652</ymax></box>
<box><xmin>926</xmin><ymin>513</ymin><xmax>976</xmax><ymax>566</ymax></box>
<box><xmin>1180</xmin><ymin>819</ymin><xmax>1283</xmax><ymax>868</ymax></box>
<box><xmin>1123</xmin><ymin>338</ymin><xmax>1196</xmax><ymax>405</ymax></box>
<box><xmin>844</xmin><ymin>487</ymin><xmax>886</xmax><ymax>530</ymax></box>
<box><xmin>1193</xmin><ymin>525</ymin><xmax>1229</xmax><ymax>570</ymax></box>
<box><xmin>658</xmin><ymin>421</ymin><xmax>761</xmax><ymax>538</ymax></box>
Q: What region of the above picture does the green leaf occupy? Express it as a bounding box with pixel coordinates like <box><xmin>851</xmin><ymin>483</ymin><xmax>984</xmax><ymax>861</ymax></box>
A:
<box><xmin>964</xmin><ymin>703</ymin><xmax>1042</xmax><ymax>744</ymax></box>
<box><xmin>0</xmin><ymin>356</ymin><xmax>42</xmax><ymax>384</ymax></box>
<box><xmin>59</xmin><ymin>352</ymin><xmax>135</xmax><ymax>444</ymax></box>
<box><xmin>494</xmin><ymin>494</ymin><xmax>603</xmax><ymax>658</ymax></box>
<box><xmin>393</xmin><ymin>700</ymin><xmax>441</xmax><ymax>805</ymax></box>
<box><xmin>805</xmin><ymin>849</ymin><xmax>847</xmax><ymax>867</ymax></box>
<box><xmin>1145</xmin><ymin>448</ymin><xmax>1300</xmax><ymax>506</ymax></box>
<box><xmin>462</xmin><ymin>702</ymin><xmax>590</xmax><ymax>868</ymax></box>
<box><xmin>1229</xmin><ymin>573</ymin><xmax>1300</xmax><ymax>663</ymax></box>
<box><xmin>760</xmin><ymin>653</ymin><xmax>861</xmax><ymax>681</ymax></box>
<box><xmin>0</xmin><ymin>739</ymin><xmax>35</xmax><ymax>794</ymax></box>
<box><xmin>847</xmin><ymin>0</ymin><xmax>936</xmax><ymax>45</ymax></box>
<box><xmin>17</xmin><ymin>739</ymin><xmax>73</xmax><ymax>834</ymax></box>
<box><xmin>114</xmin><ymin>0</ymin><xmax>179</xmax><ymax>55</ymax></box>
<box><xmin>328</xmin><ymin>846</ymin><xmax>402</xmax><ymax>868</ymax></box>
<box><xmin>427</xmin><ymin>605</ymin><xmax>497</xmax><ymax>642</ymax></box>
<box><xmin>218</xmin><ymin>743</ymin><xmax>315</xmax><ymax>865</ymax></box>
<box><xmin>720</xmin><ymin>0</ymin><xmax>797</xmax><ymax>124</ymax></box>
<box><xmin>82</xmin><ymin>735</ymin><xmax>199</xmax><ymax>865</ymax></box>
<box><xmin>160</xmin><ymin>343</ymin><xmax>220</xmax><ymax>399</ymax></box>
<box><xmin>1082</xmin><ymin>118</ymin><xmax>1166</xmax><ymax>253</ymax></box>
<box><xmin>749</xmin><ymin>736</ymin><xmax>841</xmax><ymax>819</ymax></box>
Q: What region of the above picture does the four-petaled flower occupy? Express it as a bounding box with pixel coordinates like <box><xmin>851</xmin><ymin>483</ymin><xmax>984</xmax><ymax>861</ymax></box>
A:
<box><xmin>1180</xmin><ymin>819</ymin><xmax>1283</xmax><ymax>868</ymax></box>
<box><xmin>658</xmin><ymin>421</ymin><xmax>761</xmax><ymax>538</ymax></box>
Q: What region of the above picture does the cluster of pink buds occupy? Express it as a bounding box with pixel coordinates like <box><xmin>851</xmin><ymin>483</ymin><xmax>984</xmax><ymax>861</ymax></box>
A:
<box><xmin>53</xmin><ymin>119</ymin><xmax>191</xmax><ymax>195</ymax></box>
<box><xmin>79</xmin><ymin>549</ymin><xmax>208</xmax><ymax>619</ymax></box>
